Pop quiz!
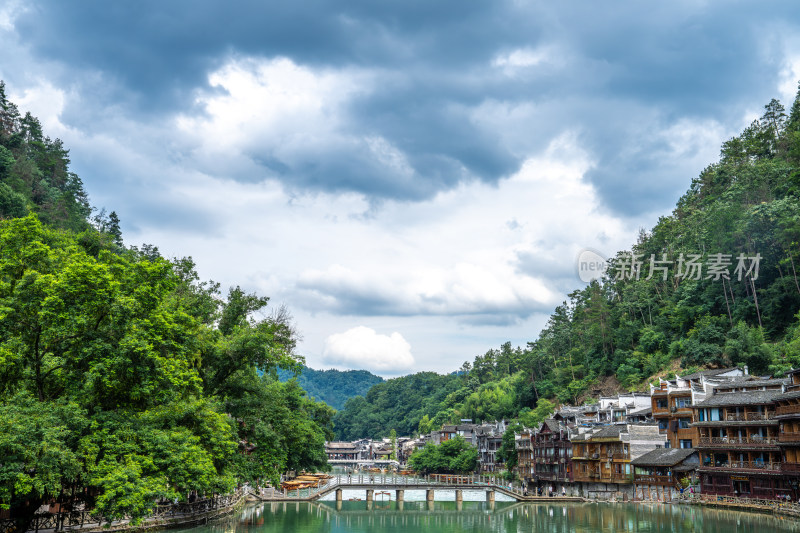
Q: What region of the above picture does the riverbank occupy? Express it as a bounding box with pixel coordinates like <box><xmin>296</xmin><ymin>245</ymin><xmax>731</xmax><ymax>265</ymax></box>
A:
<box><xmin>1</xmin><ymin>489</ymin><xmax>249</xmax><ymax>533</ymax></box>
<box><xmin>671</xmin><ymin>493</ymin><xmax>800</xmax><ymax>520</ymax></box>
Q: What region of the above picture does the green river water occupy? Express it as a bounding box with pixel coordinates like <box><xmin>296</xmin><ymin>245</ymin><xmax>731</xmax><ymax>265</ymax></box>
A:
<box><xmin>185</xmin><ymin>499</ymin><xmax>800</xmax><ymax>533</ymax></box>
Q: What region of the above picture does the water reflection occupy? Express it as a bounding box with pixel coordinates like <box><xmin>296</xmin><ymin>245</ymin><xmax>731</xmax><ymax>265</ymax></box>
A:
<box><xmin>190</xmin><ymin>500</ymin><xmax>800</xmax><ymax>533</ymax></box>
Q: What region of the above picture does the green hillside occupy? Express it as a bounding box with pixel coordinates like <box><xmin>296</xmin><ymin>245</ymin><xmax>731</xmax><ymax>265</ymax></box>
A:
<box><xmin>334</xmin><ymin>89</ymin><xmax>800</xmax><ymax>440</ymax></box>
<box><xmin>278</xmin><ymin>365</ymin><xmax>384</xmax><ymax>410</ymax></box>
<box><xmin>0</xmin><ymin>82</ymin><xmax>333</xmax><ymax>526</ymax></box>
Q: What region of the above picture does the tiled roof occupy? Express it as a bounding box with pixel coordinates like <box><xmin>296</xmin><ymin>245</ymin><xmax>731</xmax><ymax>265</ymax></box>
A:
<box><xmin>631</xmin><ymin>448</ymin><xmax>696</xmax><ymax>467</ymax></box>
<box><xmin>712</xmin><ymin>378</ymin><xmax>787</xmax><ymax>390</ymax></box>
<box><xmin>680</xmin><ymin>367</ymin><xmax>740</xmax><ymax>381</ymax></box>
<box><xmin>591</xmin><ymin>425</ymin><xmax>625</xmax><ymax>439</ymax></box>
<box><xmin>777</xmin><ymin>390</ymin><xmax>800</xmax><ymax>401</ymax></box>
<box><xmin>542</xmin><ymin>419</ymin><xmax>561</xmax><ymax>433</ymax></box>
<box><xmin>325</xmin><ymin>442</ymin><xmax>360</xmax><ymax>450</ymax></box>
<box><xmin>693</xmin><ymin>390</ymin><xmax>783</xmax><ymax>407</ymax></box>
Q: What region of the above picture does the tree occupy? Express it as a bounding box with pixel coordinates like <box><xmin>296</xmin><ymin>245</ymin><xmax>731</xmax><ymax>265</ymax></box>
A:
<box><xmin>107</xmin><ymin>210</ymin><xmax>122</xmax><ymax>246</ymax></box>
<box><xmin>496</xmin><ymin>423</ymin><xmax>522</xmax><ymax>471</ymax></box>
<box><xmin>389</xmin><ymin>429</ymin><xmax>398</xmax><ymax>461</ymax></box>
<box><xmin>0</xmin><ymin>215</ymin><xmax>239</xmax><ymax>523</ymax></box>
<box><xmin>417</xmin><ymin>414</ymin><xmax>433</xmax><ymax>436</ymax></box>
<box><xmin>0</xmin><ymin>214</ymin><xmax>326</xmax><ymax>524</ymax></box>
<box><xmin>408</xmin><ymin>437</ymin><xmax>478</xmax><ymax>474</ymax></box>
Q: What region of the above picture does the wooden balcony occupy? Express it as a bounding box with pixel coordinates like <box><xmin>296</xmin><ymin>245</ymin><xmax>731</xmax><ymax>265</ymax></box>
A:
<box><xmin>700</xmin><ymin>461</ymin><xmax>781</xmax><ymax>471</ymax></box>
<box><xmin>783</xmin><ymin>462</ymin><xmax>800</xmax><ymax>473</ymax></box>
<box><xmin>573</xmin><ymin>469</ymin><xmax>599</xmax><ymax>481</ymax></box>
<box><xmin>725</xmin><ymin>412</ymin><xmax>774</xmax><ymax>422</ymax></box>
<box><xmin>608</xmin><ymin>452</ymin><xmax>631</xmax><ymax>461</ymax></box>
<box><xmin>535</xmin><ymin>472</ymin><xmax>571</xmax><ymax>482</ymax></box>
<box><xmin>697</xmin><ymin>436</ymin><xmax>778</xmax><ymax>447</ymax></box>
<box><xmin>777</xmin><ymin>404</ymin><xmax>800</xmax><ymax>416</ymax></box>
<box><xmin>634</xmin><ymin>474</ymin><xmax>674</xmax><ymax>486</ymax></box>
<box><xmin>779</xmin><ymin>432</ymin><xmax>800</xmax><ymax>443</ymax></box>
<box><xmin>533</xmin><ymin>440</ymin><xmax>571</xmax><ymax>448</ymax></box>
<box><xmin>608</xmin><ymin>473</ymin><xmax>634</xmax><ymax>484</ymax></box>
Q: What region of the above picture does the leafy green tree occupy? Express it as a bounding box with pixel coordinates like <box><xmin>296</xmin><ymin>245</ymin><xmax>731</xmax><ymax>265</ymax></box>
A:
<box><xmin>389</xmin><ymin>429</ymin><xmax>398</xmax><ymax>461</ymax></box>
<box><xmin>496</xmin><ymin>423</ymin><xmax>522</xmax><ymax>470</ymax></box>
<box><xmin>417</xmin><ymin>414</ymin><xmax>433</xmax><ymax>435</ymax></box>
<box><xmin>408</xmin><ymin>437</ymin><xmax>477</xmax><ymax>474</ymax></box>
<box><xmin>519</xmin><ymin>399</ymin><xmax>555</xmax><ymax>428</ymax></box>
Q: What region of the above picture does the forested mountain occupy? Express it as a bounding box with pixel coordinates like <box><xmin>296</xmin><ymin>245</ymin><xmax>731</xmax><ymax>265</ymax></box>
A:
<box><xmin>0</xmin><ymin>82</ymin><xmax>91</xmax><ymax>231</ymax></box>
<box><xmin>334</xmin><ymin>372</ymin><xmax>463</xmax><ymax>440</ymax></box>
<box><xmin>334</xmin><ymin>89</ymin><xmax>800</xmax><ymax>441</ymax></box>
<box><xmin>0</xmin><ymin>82</ymin><xmax>333</xmax><ymax>527</ymax></box>
<box><xmin>277</xmin><ymin>366</ymin><xmax>383</xmax><ymax>410</ymax></box>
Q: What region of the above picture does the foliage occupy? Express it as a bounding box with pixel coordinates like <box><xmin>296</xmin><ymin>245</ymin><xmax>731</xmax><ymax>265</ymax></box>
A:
<box><xmin>389</xmin><ymin>429</ymin><xmax>398</xmax><ymax>461</ymax></box>
<box><xmin>519</xmin><ymin>399</ymin><xmax>556</xmax><ymax>428</ymax></box>
<box><xmin>276</xmin><ymin>365</ymin><xmax>383</xmax><ymax>410</ymax></box>
<box><xmin>496</xmin><ymin>423</ymin><xmax>522</xmax><ymax>470</ymax></box>
<box><xmin>407</xmin><ymin>437</ymin><xmax>478</xmax><ymax>474</ymax></box>
<box><xmin>0</xmin><ymin>82</ymin><xmax>90</xmax><ymax>232</ymax></box>
<box><xmin>333</xmin><ymin>372</ymin><xmax>462</xmax><ymax>440</ymax></box>
<box><xmin>0</xmin><ymin>84</ymin><xmax>332</xmax><ymax>526</ymax></box>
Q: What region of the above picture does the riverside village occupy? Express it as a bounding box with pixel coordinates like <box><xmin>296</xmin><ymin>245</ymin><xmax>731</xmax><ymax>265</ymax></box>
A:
<box><xmin>7</xmin><ymin>2</ymin><xmax>800</xmax><ymax>533</ymax></box>
<box><xmin>322</xmin><ymin>365</ymin><xmax>800</xmax><ymax>506</ymax></box>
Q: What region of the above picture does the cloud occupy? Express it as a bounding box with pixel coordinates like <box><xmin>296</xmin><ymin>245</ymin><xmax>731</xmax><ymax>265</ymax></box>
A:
<box><xmin>322</xmin><ymin>326</ymin><xmax>414</xmax><ymax>373</ymax></box>
<box><xmin>11</xmin><ymin>0</ymin><xmax>800</xmax><ymax>214</ymax></box>
<box><xmin>296</xmin><ymin>261</ymin><xmax>556</xmax><ymax>322</ymax></box>
<box><xmin>173</xmin><ymin>55</ymin><xmax>519</xmax><ymax>201</ymax></box>
<box><xmin>6</xmin><ymin>0</ymin><xmax>800</xmax><ymax>374</ymax></box>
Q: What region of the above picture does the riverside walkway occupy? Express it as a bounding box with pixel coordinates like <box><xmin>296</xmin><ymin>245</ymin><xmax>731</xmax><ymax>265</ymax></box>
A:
<box><xmin>256</xmin><ymin>474</ymin><xmax>585</xmax><ymax>504</ymax></box>
<box><xmin>1</xmin><ymin>489</ymin><xmax>249</xmax><ymax>533</ymax></box>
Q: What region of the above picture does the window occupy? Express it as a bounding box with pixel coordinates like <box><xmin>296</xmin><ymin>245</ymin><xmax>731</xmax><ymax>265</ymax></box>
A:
<box><xmin>658</xmin><ymin>419</ymin><xmax>669</xmax><ymax>430</ymax></box>
<box><xmin>678</xmin><ymin>418</ymin><xmax>691</xmax><ymax>429</ymax></box>
<box><xmin>680</xmin><ymin>439</ymin><xmax>692</xmax><ymax>449</ymax></box>
<box><xmin>656</xmin><ymin>399</ymin><xmax>668</xmax><ymax>409</ymax></box>
<box><xmin>675</xmin><ymin>397</ymin><xmax>691</xmax><ymax>408</ymax></box>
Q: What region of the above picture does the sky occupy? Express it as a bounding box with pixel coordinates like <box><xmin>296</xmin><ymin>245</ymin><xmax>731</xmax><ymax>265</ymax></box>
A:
<box><xmin>3</xmin><ymin>1</ymin><xmax>800</xmax><ymax>377</ymax></box>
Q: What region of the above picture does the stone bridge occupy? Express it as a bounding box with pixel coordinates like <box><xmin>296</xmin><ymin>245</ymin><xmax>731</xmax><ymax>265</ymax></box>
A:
<box><xmin>263</xmin><ymin>474</ymin><xmax>585</xmax><ymax>505</ymax></box>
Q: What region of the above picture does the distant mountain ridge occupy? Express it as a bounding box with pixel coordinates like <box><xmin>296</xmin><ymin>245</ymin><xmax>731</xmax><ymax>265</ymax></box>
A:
<box><xmin>277</xmin><ymin>365</ymin><xmax>384</xmax><ymax>410</ymax></box>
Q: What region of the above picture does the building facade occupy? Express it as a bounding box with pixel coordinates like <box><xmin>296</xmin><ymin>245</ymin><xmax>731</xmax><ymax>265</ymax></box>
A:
<box><xmin>693</xmin><ymin>385</ymin><xmax>788</xmax><ymax>499</ymax></box>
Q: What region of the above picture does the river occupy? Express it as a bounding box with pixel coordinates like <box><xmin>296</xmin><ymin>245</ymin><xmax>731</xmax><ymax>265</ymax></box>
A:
<box><xmin>184</xmin><ymin>498</ymin><xmax>800</xmax><ymax>533</ymax></box>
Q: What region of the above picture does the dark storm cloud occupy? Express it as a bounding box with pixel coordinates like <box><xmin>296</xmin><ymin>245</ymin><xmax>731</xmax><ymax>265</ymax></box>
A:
<box><xmin>10</xmin><ymin>0</ymin><xmax>800</xmax><ymax>214</ymax></box>
<box><xmin>14</xmin><ymin>0</ymin><xmax>521</xmax><ymax>111</ymax></box>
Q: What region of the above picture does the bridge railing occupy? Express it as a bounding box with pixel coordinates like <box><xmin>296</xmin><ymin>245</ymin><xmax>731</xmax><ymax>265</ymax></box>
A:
<box><xmin>330</xmin><ymin>473</ymin><xmax>510</xmax><ymax>487</ymax></box>
<box><xmin>318</xmin><ymin>473</ymin><xmax>527</xmax><ymax>499</ymax></box>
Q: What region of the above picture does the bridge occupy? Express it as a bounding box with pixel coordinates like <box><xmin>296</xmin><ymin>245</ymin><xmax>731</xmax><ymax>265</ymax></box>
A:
<box><xmin>257</xmin><ymin>474</ymin><xmax>585</xmax><ymax>506</ymax></box>
<box><xmin>326</xmin><ymin>459</ymin><xmax>400</xmax><ymax>468</ymax></box>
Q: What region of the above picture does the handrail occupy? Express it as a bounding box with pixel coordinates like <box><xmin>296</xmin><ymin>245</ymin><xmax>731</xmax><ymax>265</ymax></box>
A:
<box><xmin>698</xmin><ymin>436</ymin><xmax>778</xmax><ymax>446</ymax></box>
<box><xmin>678</xmin><ymin>493</ymin><xmax>800</xmax><ymax>510</ymax></box>
<box><xmin>776</xmin><ymin>404</ymin><xmax>800</xmax><ymax>416</ymax></box>
<box><xmin>724</xmin><ymin>412</ymin><xmax>775</xmax><ymax>421</ymax></box>
<box><xmin>700</xmin><ymin>460</ymin><xmax>781</xmax><ymax>471</ymax></box>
